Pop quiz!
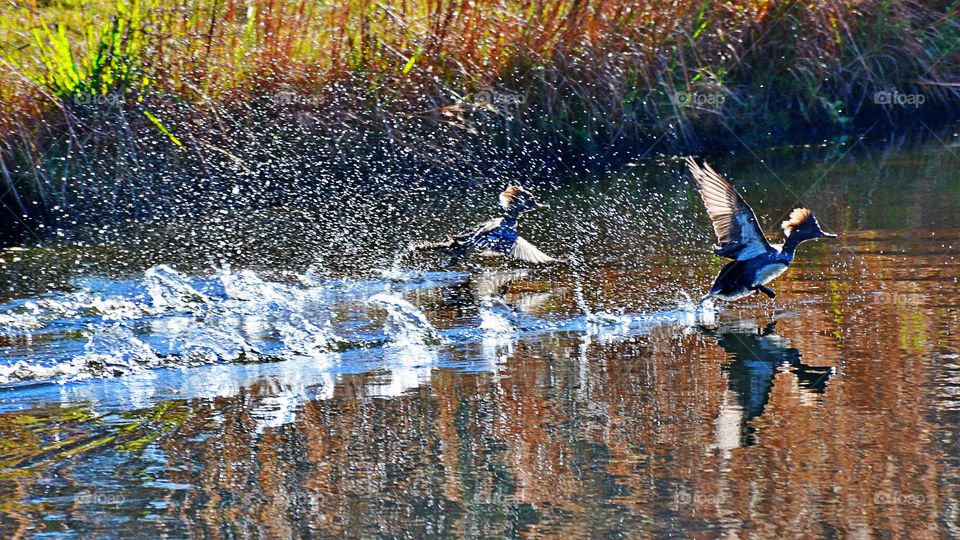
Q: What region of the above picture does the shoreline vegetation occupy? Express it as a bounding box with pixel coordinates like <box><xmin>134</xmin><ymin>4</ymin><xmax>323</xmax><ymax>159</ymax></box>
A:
<box><xmin>1</xmin><ymin>0</ymin><xmax>959</xmax><ymax>246</ymax></box>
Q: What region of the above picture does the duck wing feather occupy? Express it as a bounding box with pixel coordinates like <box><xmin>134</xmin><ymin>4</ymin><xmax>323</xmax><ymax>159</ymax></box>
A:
<box><xmin>686</xmin><ymin>157</ymin><xmax>772</xmax><ymax>260</ymax></box>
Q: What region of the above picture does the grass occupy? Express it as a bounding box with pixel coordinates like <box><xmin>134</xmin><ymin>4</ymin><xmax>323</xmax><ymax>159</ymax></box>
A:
<box><xmin>1</xmin><ymin>0</ymin><xmax>959</xmax><ymax>243</ymax></box>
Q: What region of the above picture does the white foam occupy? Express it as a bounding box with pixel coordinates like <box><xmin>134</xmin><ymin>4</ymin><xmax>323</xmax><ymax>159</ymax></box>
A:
<box><xmin>369</xmin><ymin>292</ymin><xmax>440</xmax><ymax>346</ymax></box>
<box><xmin>478</xmin><ymin>297</ymin><xmax>517</xmax><ymax>336</ymax></box>
<box><xmin>0</xmin><ymin>265</ymin><xmax>351</xmax><ymax>384</ymax></box>
<box><xmin>144</xmin><ymin>264</ymin><xmax>211</xmax><ymax>310</ymax></box>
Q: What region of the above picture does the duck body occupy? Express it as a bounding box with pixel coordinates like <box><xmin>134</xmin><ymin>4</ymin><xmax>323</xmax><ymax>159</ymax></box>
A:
<box><xmin>411</xmin><ymin>186</ymin><xmax>560</xmax><ymax>267</ymax></box>
<box><xmin>708</xmin><ymin>248</ymin><xmax>792</xmax><ymax>301</ymax></box>
<box><xmin>687</xmin><ymin>157</ymin><xmax>835</xmax><ymax>302</ymax></box>
<box><xmin>466</xmin><ymin>217</ymin><xmax>519</xmax><ymax>254</ymax></box>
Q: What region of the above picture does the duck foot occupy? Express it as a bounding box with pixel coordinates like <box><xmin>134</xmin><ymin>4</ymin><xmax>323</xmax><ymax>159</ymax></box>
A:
<box><xmin>755</xmin><ymin>285</ymin><xmax>776</xmax><ymax>299</ymax></box>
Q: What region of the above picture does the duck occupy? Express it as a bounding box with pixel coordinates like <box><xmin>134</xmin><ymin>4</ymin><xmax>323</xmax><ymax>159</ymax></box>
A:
<box><xmin>686</xmin><ymin>157</ymin><xmax>836</xmax><ymax>301</ymax></box>
<box><xmin>411</xmin><ymin>185</ymin><xmax>561</xmax><ymax>266</ymax></box>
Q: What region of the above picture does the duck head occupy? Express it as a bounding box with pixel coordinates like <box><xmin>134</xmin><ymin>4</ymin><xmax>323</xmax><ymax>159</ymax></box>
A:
<box><xmin>781</xmin><ymin>208</ymin><xmax>836</xmax><ymax>245</ymax></box>
<box><xmin>499</xmin><ymin>185</ymin><xmax>549</xmax><ymax>215</ymax></box>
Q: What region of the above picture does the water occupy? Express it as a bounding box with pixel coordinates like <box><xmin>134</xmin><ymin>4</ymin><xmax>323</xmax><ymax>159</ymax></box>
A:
<box><xmin>1</xmin><ymin>140</ymin><xmax>959</xmax><ymax>537</ymax></box>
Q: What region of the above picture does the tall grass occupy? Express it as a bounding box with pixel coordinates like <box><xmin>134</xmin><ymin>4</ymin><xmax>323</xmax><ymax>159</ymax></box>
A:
<box><xmin>1</xmin><ymin>0</ymin><xmax>958</xmax><ymax>243</ymax></box>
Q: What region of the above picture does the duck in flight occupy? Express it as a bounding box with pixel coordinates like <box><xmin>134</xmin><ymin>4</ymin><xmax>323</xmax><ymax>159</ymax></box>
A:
<box><xmin>687</xmin><ymin>157</ymin><xmax>836</xmax><ymax>301</ymax></box>
<box><xmin>411</xmin><ymin>186</ymin><xmax>561</xmax><ymax>267</ymax></box>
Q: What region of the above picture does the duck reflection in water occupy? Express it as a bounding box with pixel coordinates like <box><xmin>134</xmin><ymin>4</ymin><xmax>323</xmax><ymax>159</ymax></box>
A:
<box><xmin>702</xmin><ymin>319</ymin><xmax>834</xmax><ymax>451</ymax></box>
<box><xmin>430</xmin><ymin>268</ymin><xmax>553</xmax><ymax>315</ymax></box>
<box><xmin>418</xmin><ymin>269</ymin><xmax>555</xmax><ymax>370</ymax></box>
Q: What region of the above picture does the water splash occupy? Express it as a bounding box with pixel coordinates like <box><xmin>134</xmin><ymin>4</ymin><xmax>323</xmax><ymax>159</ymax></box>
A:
<box><xmin>677</xmin><ymin>290</ymin><xmax>717</xmax><ymax>327</ymax></box>
<box><xmin>276</xmin><ymin>316</ymin><xmax>344</xmax><ymax>357</ymax></box>
<box><xmin>0</xmin><ymin>265</ymin><xmax>348</xmax><ymax>385</ymax></box>
<box><xmin>478</xmin><ymin>297</ymin><xmax>517</xmax><ymax>336</ymax></box>
<box><xmin>477</xmin><ymin>296</ymin><xmax>517</xmax><ymax>370</ymax></box>
<box><xmin>566</xmin><ymin>253</ymin><xmax>637</xmax><ymax>329</ymax></box>
<box><xmin>568</xmin><ymin>252</ymin><xmax>592</xmax><ymax>317</ymax></box>
<box><xmin>74</xmin><ymin>324</ymin><xmax>163</xmax><ymax>378</ymax></box>
<box><xmin>366</xmin><ymin>293</ymin><xmax>441</xmax><ymax>397</ymax></box>
<box><xmin>0</xmin><ymin>324</ymin><xmax>160</xmax><ymax>384</ymax></box>
<box><xmin>1</xmin><ymin>260</ymin><xmax>718</xmax><ymax>388</ymax></box>
<box><xmin>144</xmin><ymin>264</ymin><xmax>211</xmax><ymax>311</ymax></box>
<box><xmin>368</xmin><ymin>292</ymin><xmax>440</xmax><ymax>346</ymax></box>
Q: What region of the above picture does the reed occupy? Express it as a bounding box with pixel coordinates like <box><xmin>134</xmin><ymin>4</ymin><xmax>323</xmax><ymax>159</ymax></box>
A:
<box><xmin>1</xmin><ymin>0</ymin><xmax>958</xmax><ymax>243</ymax></box>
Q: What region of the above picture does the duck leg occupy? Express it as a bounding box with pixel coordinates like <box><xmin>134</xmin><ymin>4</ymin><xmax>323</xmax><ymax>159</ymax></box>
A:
<box><xmin>755</xmin><ymin>285</ymin><xmax>776</xmax><ymax>299</ymax></box>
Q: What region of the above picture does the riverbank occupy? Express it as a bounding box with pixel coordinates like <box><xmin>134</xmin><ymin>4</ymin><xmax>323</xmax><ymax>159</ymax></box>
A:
<box><xmin>2</xmin><ymin>0</ymin><xmax>959</xmax><ymax>245</ymax></box>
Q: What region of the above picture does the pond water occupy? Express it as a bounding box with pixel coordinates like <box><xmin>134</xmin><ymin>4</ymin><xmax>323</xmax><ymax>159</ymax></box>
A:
<box><xmin>0</xmin><ymin>138</ymin><xmax>958</xmax><ymax>537</ymax></box>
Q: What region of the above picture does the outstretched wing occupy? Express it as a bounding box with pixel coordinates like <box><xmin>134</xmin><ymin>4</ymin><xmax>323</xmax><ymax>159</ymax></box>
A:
<box><xmin>411</xmin><ymin>219</ymin><xmax>501</xmax><ymax>267</ymax></box>
<box><xmin>458</xmin><ymin>219</ymin><xmax>501</xmax><ymax>249</ymax></box>
<box><xmin>686</xmin><ymin>157</ymin><xmax>772</xmax><ymax>260</ymax></box>
<box><xmin>509</xmin><ymin>237</ymin><xmax>560</xmax><ymax>264</ymax></box>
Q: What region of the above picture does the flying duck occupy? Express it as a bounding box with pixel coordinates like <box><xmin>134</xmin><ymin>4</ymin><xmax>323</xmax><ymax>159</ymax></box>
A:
<box><xmin>687</xmin><ymin>157</ymin><xmax>836</xmax><ymax>301</ymax></box>
<box><xmin>411</xmin><ymin>186</ymin><xmax>561</xmax><ymax>266</ymax></box>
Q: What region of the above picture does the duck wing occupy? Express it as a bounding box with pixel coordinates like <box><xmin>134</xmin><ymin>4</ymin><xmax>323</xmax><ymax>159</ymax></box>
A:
<box><xmin>410</xmin><ymin>219</ymin><xmax>501</xmax><ymax>267</ymax></box>
<box><xmin>509</xmin><ymin>236</ymin><xmax>560</xmax><ymax>264</ymax></box>
<box><xmin>412</xmin><ymin>219</ymin><xmax>492</xmax><ymax>252</ymax></box>
<box><xmin>686</xmin><ymin>157</ymin><xmax>772</xmax><ymax>260</ymax></box>
<box><xmin>461</xmin><ymin>218</ymin><xmax>503</xmax><ymax>250</ymax></box>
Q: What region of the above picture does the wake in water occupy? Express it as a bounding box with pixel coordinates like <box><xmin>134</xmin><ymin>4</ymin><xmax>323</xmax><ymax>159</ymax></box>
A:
<box><xmin>0</xmin><ymin>265</ymin><xmax>340</xmax><ymax>384</ymax></box>
<box><xmin>0</xmin><ymin>264</ymin><xmax>717</xmax><ymax>386</ymax></box>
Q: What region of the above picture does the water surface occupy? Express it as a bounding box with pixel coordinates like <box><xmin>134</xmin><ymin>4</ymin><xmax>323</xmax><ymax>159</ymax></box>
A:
<box><xmin>1</xmin><ymin>139</ymin><xmax>959</xmax><ymax>537</ymax></box>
